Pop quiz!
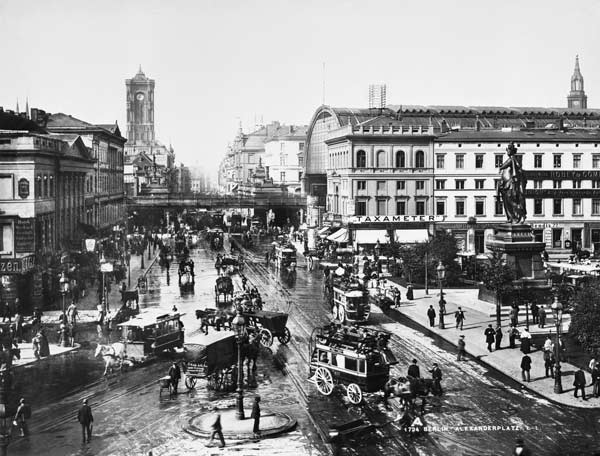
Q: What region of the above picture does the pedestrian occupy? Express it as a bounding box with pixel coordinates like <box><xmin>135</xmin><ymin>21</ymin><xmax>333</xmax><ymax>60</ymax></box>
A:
<box><xmin>32</xmin><ymin>332</ymin><xmax>41</xmax><ymax>361</ymax></box>
<box><xmin>168</xmin><ymin>361</ymin><xmax>181</xmax><ymax>394</ymax></box>
<box><xmin>251</xmin><ymin>395</ymin><xmax>261</xmax><ymax>439</ymax></box>
<box><xmin>558</xmin><ymin>336</ymin><xmax>567</xmax><ymax>362</ymax></box>
<box><xmin>512</xmin><ymin>438</ymin><xmax>532</xmax><ymax>456</ymax></box>
<box><xmin>208</xmin><ymin>413</ymin><xmax>225</xmax><ymax>447</ymax></box>
<box><xmin>544</xmin><ymin>349</ymin><xmax>555</xmax><ymax>378</ymax></box>
<box><xmin>77</xmin><ymin>399</ymin><xmax>93</xmax><ymax>443</ymax></box>
<box><xmin>543</xmin><ymin>335</ymin><xmax>553</xmax><ymax>353</ymax></box>
<box><xmin>589</xmin><ymin>355</ymin><xmax>598</xmax><ymax>372</ymax></box>
<box><xmin>484</xmin><ymin>324</ymin><xmax>495</xmax><ymax>352</ymax></box>
<box><xmin>574</xmin><ymin>368</ymin><xmax>587</xmax><ymax>400</ymax></box>
<box><xmin>520</xmin><ymin>354</ymin><xmax>532</xmax><ymax>382</ymax></box>
<box><xmin>265</xmin><ymin>252</ymin><xmax>269</xmax><ymax>266</ymax></box>
<box><xmin>429</xmin><ymin>362</ymin><xmax>443</xmax><ymax>395</ymax></box>
<box><xmin>508</xmin><ymin>325</ymin><xmax>519</xmax><ymax>349</ymax></box>
<box><xmin>427</xmin><ymin>305</ymin><xmax>436</xmax><ymax>327</ymax></box>
<box><xmin>457</xmin><ymin>335</ymin><xmax>466</xmax><ymax>361</ymax></box>
<box><xmin>14</xmin><ymin>397</ymin><xmax>31</xmax><ymax>437</ymax></box>
<box><xmin>509</xmin><ymin>305</ymin><xmax>519</xmax><ymax>327</ymax></box>
<box><xmin>67</xmin><ymin>301</ymin><xmax>78</xmax><ymax>327</ymax></box>
<box><xmin>407</xmin><ymin>359</ymin><xmax>420</xmax><ymax>378</ymax></box>
<box><xmin>538</xmin><ymin>305</ymin><xmax>547</xmax><ymax>328</ymax></box>
<box><xmin>308</xmin><ymin>254</ymin><xmax>314</xmax><ymax>271</ymax></box>
<box><xmin>454</xmin><ymin>307</ymin><xmax>465</xmax><ymax>330</ymax></box>
<box><xmin>591</xmin><ymin>363</ymin><xmax>600</xmax><ymax>398</ymax></box>
<box><xmin>494</xmin><ymin>325</ymin><xmax>503</xmax><ymax>350</ymax></box>
<box><xmin>520</xmin><ymin>327</ymin><xmax>531</xmax><ymax>354</ymax></box>
<box><xmin>1</xmin><ymin>301</ymin><xmax>11</xmax><ymax>323</ymax></box>
<box><xmin>530</xmin><ymin>302</ymin><xmax>539</xmax><ymax>325</ymax></box>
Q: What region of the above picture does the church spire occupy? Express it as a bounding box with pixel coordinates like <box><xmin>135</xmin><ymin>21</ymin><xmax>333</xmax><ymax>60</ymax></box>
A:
<box><xmin>568</xmin><ymin>55</ymin><xmax>587</xmax><ymax>109</ymax></box>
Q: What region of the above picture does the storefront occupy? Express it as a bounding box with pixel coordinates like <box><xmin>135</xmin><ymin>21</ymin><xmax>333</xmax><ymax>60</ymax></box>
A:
<box><xmin>0</xmin><ymin>254</ymin><xmax>37</xmax><ymax>312</ymax></box>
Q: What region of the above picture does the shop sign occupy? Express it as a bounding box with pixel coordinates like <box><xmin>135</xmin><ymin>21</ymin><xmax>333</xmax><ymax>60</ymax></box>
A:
<box><xmin>525</xmin><ymin>189</ymin><xmax>600</xmax><ymax>198</ymax></box>
<box><xmin>100</xmin><ymin>262</ymin><xmax>114</xmax><ymax>273</ymax></box>
<box><xmin>531</xmin><ymin>223</ymin><xmax>559</xmax><ymax>229</ymax></box>
<box><xmin>17</xmin><ymin>178</ymin><xmax>29</xmax><ymax>199</ymax></box>
<box><xmin>525</xmin><ymin>170</ymin><xmax>600</xmax><ymax>179</ymax></box>
<box><xmin>350</xmin><ymin>215</ymin><xmax>446</xmax><ymax>224</ymax></box>
<box><xmin>14</xmin><ymin>218</ymin><xmax>35</xmax><ymax>253</ymax></box>
<box><xmin>0</xmin><ymin>255</ymin><xmax>34</xmax><ymax>274</ymax></box>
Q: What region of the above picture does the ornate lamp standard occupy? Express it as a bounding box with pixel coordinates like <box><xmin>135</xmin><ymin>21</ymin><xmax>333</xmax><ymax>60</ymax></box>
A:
<box><xmin>437</xmin><ymin>261</ymin><xmax>446</xmax><ymax>329</ymax></box>
<box><xmin>231</xmin><ymin>310</ymin><xmax>246</xmax><ymax>419</ymax></box>
<box><xmin>127</xmin><ymin>249</ymin><xmax>132</xmax><ymax>288</ymax></box>
<box><xmin>551</xmin><ymin>295</ymin><xmax>564</xmax><ymax>394</ymax></box>
<box><xmin>59</xmin><ymin>272</ymin><xmax>70</xmax><ymax>314</ymax></box>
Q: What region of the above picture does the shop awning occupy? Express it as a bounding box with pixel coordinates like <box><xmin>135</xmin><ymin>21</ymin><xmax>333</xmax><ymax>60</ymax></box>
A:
<box><xmin>317</xmin><ymin>226</ymin><xmax>331</xmax><ymax>237</ymax></box>
<box><xmin>354</xmin><ymin>229</ymin><xmax>389</xmax><ymax>244</ymax></box>
<box><xmin>327</xmin><ymin>228</ymin><xmax>348</xmax><ymax>243</ymax></box>
<box><xmin>394</xmin><ymin>229</ymin><xmax>430</xmax><ymax>243</ymax></box>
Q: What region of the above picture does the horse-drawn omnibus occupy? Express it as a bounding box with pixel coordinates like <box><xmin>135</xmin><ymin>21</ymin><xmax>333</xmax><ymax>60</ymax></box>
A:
<box><xmin>309</xmin><ymin>324</ymin><xmax>397</xmax><ymax>404</ymax></box>
<box><xmin>328</xmin><ymin>276</ymin><xmax>370</xmax><ymax>324</ymax></box>
<box><xmin>116</xmin><ymin>311</ymin><xmax>185</xmax><ymax>362</ymax></box>
<box><xmin>272</xmin><ymin>243</ymin><xmax>297</xmax><ymax>270</ymax></box>
<box><xmin>182</xmin><ymin>331</ymin><xmax>237</xmax><ymax>391</ymax></box>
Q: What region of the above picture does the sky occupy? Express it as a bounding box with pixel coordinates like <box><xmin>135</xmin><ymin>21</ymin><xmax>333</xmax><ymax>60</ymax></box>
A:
<box><xmin>2</xmin><ymin>0</ymin><xmax>600</xmax><ymax>180</ymax></box>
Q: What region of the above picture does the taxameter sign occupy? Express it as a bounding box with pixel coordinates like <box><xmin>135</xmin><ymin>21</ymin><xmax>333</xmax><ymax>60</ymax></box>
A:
<box><xmin>0</xmin><ymin>255</ymin><xmax>34</xmax><ymax>274</ymax></box>
<box><xmin>15</xmin><ymin>218</ymin><xmax>35</xmax><ymax>253</ymax></box>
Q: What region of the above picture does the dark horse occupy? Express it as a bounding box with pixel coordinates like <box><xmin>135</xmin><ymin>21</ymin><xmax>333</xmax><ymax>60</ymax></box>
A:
<box><xmin>383</xmin><ymin>376</ymin><xmax>436</xmax><ymax>412</ymax></box>
<box><xmin>239</xmin><ymin>331</ymin><xmax>261</xmax><ymax>386</ymax></box>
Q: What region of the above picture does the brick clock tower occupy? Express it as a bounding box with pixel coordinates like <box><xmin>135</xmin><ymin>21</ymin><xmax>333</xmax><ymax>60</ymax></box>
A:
<box><xmin>567</xmin><ymin>55</ymin><xmax>587</xmax><ymax>109</ymax></box>
<box><xmin>126</xmin><ymin>66</ymin><xmax>155</xmax><ymax>144</ymax></box>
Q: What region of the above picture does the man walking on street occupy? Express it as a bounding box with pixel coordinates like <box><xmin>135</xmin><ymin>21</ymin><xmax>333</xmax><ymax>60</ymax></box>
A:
<box><xmin>427</xmin><ymin>305</ymin><xmax>436</xmax><ymax>327</ymax></box>
<box><xmin>484</xmin><ymin>324</ymin><xmax>495</xmax><ymax>352</ymax></box>
<box><xmin>538</xmin><ymin>305</ymin><xmax>547</xmax><ymax>328</ymax></box>
<box><xmin>574</xmin><ymin>368</ymin><xmax>587</xmax><ymax>400</ymax></box>
<box><xmin>521</xmin><ymin>354</ymin><xmax>532</xmax><ymax>382</ymax></box>
<box><xmin>430</xmin><ymin>363</ymin><xmax>443</xmax><ymax>395</ymax></box>
<box><xmin>67</xmin><ymin>301</ymin><xmax>78</xmax><ymax>327</ymax></box>
<box><xmin>494</xmin><ymin>325</ymin><xmax>503</xmax><ymax>350</ymax></box>
<box><xmin>591</xmin><ymin>363</ymin><xmax>600</xmax><ymax>398</ymax></box>
<box><xmin>251</xmin><ymin>395</ymin><xmax>261</xmax><ymax>439</ymax></box>
<box><xmin>530</xmin><ymin>302</ymin><xmax>539</xmax><ymax>325</ymax></box>
<box><xmin>455</xmin><ymin>307</ymin><xmax>465</xmax><ymax>330</ymax></box>
<box><xmin>14</xmin><ymin>398</ymin><xmax>30</xmax><ymax>437</ymax></box>
<box><xmin>78</xmin><ymin>399</ymin><xmax>93</xmax><ymax>443</ymax></box>
<box><xmin>208</xmin><ymin>413</ymin><xmax>225</xmax><ymax>448</ymax></box>
<box><xmin>407</xmin><ymin>359</ymin><xmax>420</xmax><ymax>378</ymax></box>
<box><xmin>457</xmin><ymin>335</ymin><xmax>466</xmax><ymax>361</ymax></box>
<box><xmin>168</xmin><ymin>362</ymin><xmax>181</xmax><ymax>394</ymax></box>
<box><xmin>508</xmin><ymin>325</ymin><xmax>519</xmax><ymax>349</ymax></box>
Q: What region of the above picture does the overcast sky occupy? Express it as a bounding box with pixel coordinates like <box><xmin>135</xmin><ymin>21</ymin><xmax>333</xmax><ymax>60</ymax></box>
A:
<box><xmin>2</xmin><ymin>0</ymin><xmax>600</xmax><ymax>178</ymax></box>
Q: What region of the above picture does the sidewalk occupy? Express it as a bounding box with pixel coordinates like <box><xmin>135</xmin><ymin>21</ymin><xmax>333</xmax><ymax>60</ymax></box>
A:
<box><xmin>12</xmin><ymin>343</ymin><xmax>79</xmax><ymax>369</ymax></box>
<box><xmin>380</xmin><ymin>280</ymin><xmax>599</xmax><ymax>409</ymax></box>
<box><xmin>184</xmin><ymin>407</ymin><xmax>297</xmax><ymax>441</ymax></box>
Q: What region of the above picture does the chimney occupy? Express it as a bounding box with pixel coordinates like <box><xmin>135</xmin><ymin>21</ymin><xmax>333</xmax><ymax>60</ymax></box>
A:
<box><xmin>289</xmin><ymin>125</ymin><xmax>294</xmax><ymax>134</ymax></box>
<box><xmin>558</xmin><ymin>117</ymin><xmax>565</xmax><ymax>131</ymax></box>
<box><xmin>475</xmin><ymin>115</ymin><xmax>481</xmax><ymax>131</ymax></box>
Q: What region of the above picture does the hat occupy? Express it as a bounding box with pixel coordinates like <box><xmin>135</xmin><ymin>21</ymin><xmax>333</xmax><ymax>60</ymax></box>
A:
<box><xmin>83</xmin><ymin>399</ymin><xmax>88</xmax><ymax>404</ymax></box>
<box><xmin>19</xmin><ymin>398</ymin><xmax>25</xmax><ymax>403</ymax></box>
<box><xmin>460</xmin><ymin>335</ymin><xmax>465</xmax><ymax>338</ymax></box>
<box><xmin>412</xmin><ymin>359</ymin><xmax>417</xmax><ymax>363</ymax></box>
<box><xmin>433</xmin><ymin>363</ymin><xmax>438</xmax><ymax>367</ymax></box>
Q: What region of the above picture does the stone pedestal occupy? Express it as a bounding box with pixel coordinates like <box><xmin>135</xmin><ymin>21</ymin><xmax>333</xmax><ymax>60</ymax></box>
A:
<box><xmin>480</xmin><ymin>223</ymin><xmax>551</xmax><ymax>306</ymax></box>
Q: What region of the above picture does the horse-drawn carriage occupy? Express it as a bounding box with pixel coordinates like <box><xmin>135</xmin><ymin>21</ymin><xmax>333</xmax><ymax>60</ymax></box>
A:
<box><xmin>182</xmin><ymin>331</ymin><xmax>237</xmax><ymax>391</ymax></box>
<box><xmin>272</xmin><ymin>244</ymin><xmax>297</xmax><ymax>270</ymax></box>
<box><xmin>217</xmin><ymin>255</ymin><xmax>243</xmax><ymax>275</ymax></box>
<box><xmin>195</xmin><ymin>307</ymin><xmax>234</xmax><ymax>332</ymax></box>
<box><xmin>309</xmin><ymin>324</ymin><xmax>397</xmax><ymax>404</ymax></box>
<box><xmin>114</xmin><ymin>311</ymin><xmax>184</xmax><ymax>363</ymax></box>
<box><xmin>206</xmin><ymin>229</ymin><xmax>224</xmax><ymax>250</ymax></box>
<box><xmin>327</xmin><ymin>275</ymin><xmax>370</xmax><ymax>324</ymax></box>
<box><xmin>178</xmin><ymin>258</ymin><xmax>195</xmax><ymax>287</ymax></box>
<box><xmin>215</xmin><ymin>275</ymin><xmax>234</xmax><ymax>306</ymax></box>
<box><xmin>369</xmin><ymin>286</ymin><xmax>401</xmax><ymax>312</ymax></box>
<box><xmin>112</xmin><ymin>289</ymin><xmax>140</xmax><ymax>325</ymax></box>
<box><xmin>240</xmin><ymin>310</ymin><xmax>291</xmax><ymax>347</ymax></box>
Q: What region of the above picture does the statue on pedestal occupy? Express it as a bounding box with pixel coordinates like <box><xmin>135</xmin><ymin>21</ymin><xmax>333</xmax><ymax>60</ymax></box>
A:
<box><xmin>497</xmin><ymin>142</ymin><xmax>527</xmax><ymax>224</ymax></box>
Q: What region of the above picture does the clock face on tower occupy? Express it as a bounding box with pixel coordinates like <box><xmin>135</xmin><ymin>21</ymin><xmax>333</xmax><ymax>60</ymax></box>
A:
<box><xmin>136</xmin><ymin>93</ymin><xmax>145</xmax><ymax>101</ymax></box>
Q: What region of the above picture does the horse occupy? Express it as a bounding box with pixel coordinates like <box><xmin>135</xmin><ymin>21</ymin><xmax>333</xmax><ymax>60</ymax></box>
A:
<box><xmin>282</xmin><ymin>262</ymin><xmax>297</xmax><ymax>285</ymax></box>
<box><xmin>95</xmin><ymin>342</ymin><xmax>127</xmax><ymax>376</ymax></box>
<box><xmin>240</xmin><ymin>331</ymin><xmax>261</xmax><ymax>386</ymax></box>
<box><xmin>383</xmin><ymin>376</ymin><xmax>434</xmax><ymax>412</ymax></box>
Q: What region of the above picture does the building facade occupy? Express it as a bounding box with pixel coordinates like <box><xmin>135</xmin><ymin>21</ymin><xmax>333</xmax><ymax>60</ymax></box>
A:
<box><xmin>263</xmin><ymin>125</ymin><xmax>307</xmax><ymax>193</ymax></box>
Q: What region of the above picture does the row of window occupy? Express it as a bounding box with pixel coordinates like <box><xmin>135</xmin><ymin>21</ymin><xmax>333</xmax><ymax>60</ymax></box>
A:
<box><xmin>354</xmin><ymin>150</ymin><xmax>426</xmax><ymax>168</ymax></box>
<box><xmin>434</xmin><ymin>153</ymin><xmax>600</xmax><ymax>170</ymax></box>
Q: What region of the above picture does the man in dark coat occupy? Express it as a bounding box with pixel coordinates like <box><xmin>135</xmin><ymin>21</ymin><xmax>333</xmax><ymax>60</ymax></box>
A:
<box><xmin>591</xmin><ymin>363</ymin><xmax>600</xmax><ymax>398</ymax></box>
<box><xmin>208</xmin><ymin>413</ymin><xmax>225</xmax><ymax>447</ymax></box>
<box><xmin>168</xmin><ymin>362</ymin><xmax>181</xmax><ymax>394</ymax></box>
<box><xmin>573</xmin><ymin>368</ymin><xmax>587</xmax><ymax>400</ymax></box>
<box><xmin>427</xmin><ymin>305</ymin><xmax>436</xmax><ymax>327</ymax></box>
<box><xmin>251</xmin><ymin>396</ymin><xmax>261</xmax><ymax>439</ymax></box>
<box><xmin>429</xmin><ymin>363</ymin><xmax>443</xmax><ymax>395</ymax></box>
<box><xmin>520</xmin><ymin>354</ymin><xmax>532</xmax><ymax>382</ymax></box>
<box><xmin>494</xmin><ymin>325</ymin><xmax>503</xmax><ymax>350</ymax></box>
<box><xmin>454</xmin><ymin>307</ymin><xmax>465</xmax><ymax>330</ymax></box>
<box><xmin>538</xmin><ymin>306</ymin><xmax>547</xmax><ymax>328</ymax></box>
<box><xmin>530</xmin><ymin>303</ymin><xmax>539</xmax><ymax>324</ymax></box>
<box><xmin>484</xmin><ymin>324</ymin><xmax>495</xmax><ymax>352</ymax></box>
<box><xmin>77</xmin><ymin>399</ymin><xmax>93</xmax><ymax>443</ymax></box>
<box><xmin>407</xmin><ymin>359</ymin><xmax>420</xmax><ymax>379</ymax></box>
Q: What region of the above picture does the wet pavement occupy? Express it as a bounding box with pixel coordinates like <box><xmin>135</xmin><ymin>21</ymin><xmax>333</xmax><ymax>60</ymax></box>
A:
<box><xmin>9</xmin><ymin>234</ymin><xmax>600</xmax><ymax>455</ymax></box>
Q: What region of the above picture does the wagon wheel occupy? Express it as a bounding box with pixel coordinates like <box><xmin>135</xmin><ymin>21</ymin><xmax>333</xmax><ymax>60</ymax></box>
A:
<box><xmin>346</xmin><ymin>383</ymin><xmax>363</xmax><ymax>404</ymax></box>
<box><xmin>315</xmin><ymin>367</ymin><xmax>334</xmax><ymax>396</ymax></box>
<box><xmin>259</xmin><ymin>328</ymin><xmax>273</xmax><ymax>347</ymax></box>
<box><xmin>277</xmin><ymin>327</ymin><xmax>291</xmax><ymax>345</ymax></box>
<box><xmin>185</xmin><ymin>375</ymin><xmax>197</xmax><ymax>390</ymax></box>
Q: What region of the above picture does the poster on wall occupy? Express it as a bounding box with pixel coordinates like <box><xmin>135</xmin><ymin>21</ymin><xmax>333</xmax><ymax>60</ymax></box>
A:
<box><xmin>15</xmin><ymin>218</ymin><xmax>35</xmax><ymax>253</ymax></box>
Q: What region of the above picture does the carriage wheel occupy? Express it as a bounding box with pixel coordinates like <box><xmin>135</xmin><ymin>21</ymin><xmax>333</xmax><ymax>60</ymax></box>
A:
<box><xmin>346</xmin><ymin>383</ymin><xmax>363</xmax><ymax>404</ymax></box>
<box><xmin>259</xmin><ymin>328</ymin><xmax>273</xmax><ymax>347</ymax></box>
<box><xmin>315</xmin><ymin>367</ymin><xmax>334</xmax><ymax>396</ymax></box>
<box><xmin>185</xmin><ymin>376</ymin><xmax>197</xmax><ymax>390</ymax></box>
<box><xmin>277</xmin><ymin>327</ymin><xmax>291</xmax><ymax>345</ymax></box>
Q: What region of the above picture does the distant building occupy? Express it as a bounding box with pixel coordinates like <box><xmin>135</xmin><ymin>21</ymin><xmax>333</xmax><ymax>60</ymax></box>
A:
<box><xmin>263</xmin><ymin>124</ymin><xmax>307</xmax><ymax>193</ymax></box>
<box><xmin>567</xmin><ymin>55</ymin><xmax>587</xmax><ymax>109</ymax></box>
<box><xmin>369</xmin><ymin>84</ymin><xmax>386</xmax><ymax>109</ymax></box>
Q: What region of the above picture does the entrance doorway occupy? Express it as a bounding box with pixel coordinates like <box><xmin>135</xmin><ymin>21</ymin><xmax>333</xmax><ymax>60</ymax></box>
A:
<box><xmin>571</xmin><ymin>228</ymin><xmax>582</xmax><ymax>252</ymax></box>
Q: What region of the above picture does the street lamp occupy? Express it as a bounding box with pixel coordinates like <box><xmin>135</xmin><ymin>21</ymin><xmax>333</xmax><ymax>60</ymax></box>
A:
<box><xmin>0</xmin><ymin>345</ymin><xmax>12</xmax><ymax>455</ymax></box>
<box><xmin>551</xmin><ymin>295</ymin><xmax>564</xmax><ymax>394</ymax></box>
<box><xmin>436</xmin><ymin>261</ymin><xmax>446</xmax><ymax>329</ymax></box>
<box><xmin>231</xmin><ymin>310</ymin><xmax>246</xmax><ymax>420</ymax></box>
<box><xmin>59</xmin><ymin>272</ymin><xmax>70</xmax><ymax>314</ymax></box>
<box><xmin>127</xmin><ymin>249</ymin><xmax>131</xmax><ymax>288</ymax></box>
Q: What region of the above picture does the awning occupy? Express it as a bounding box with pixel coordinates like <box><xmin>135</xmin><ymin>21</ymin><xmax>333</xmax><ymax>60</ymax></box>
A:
<box><xmin>327</xmin><ymin>228</ymin><xmax>349</xmax><ymax>243</ymax></box>
<box><xmin>354</xmin><ymin>229</ymin><xmax>389</xmax><ymax>244</ymax></box>
<box><xmin>394</xmin><ymin>229</ymin><xmax>429</xmax><ymax>243</ymax></box>
<box><xmin>317</xmin><ymin>226</ymin><xmax>331</xmax><ymax>236</ymax></box>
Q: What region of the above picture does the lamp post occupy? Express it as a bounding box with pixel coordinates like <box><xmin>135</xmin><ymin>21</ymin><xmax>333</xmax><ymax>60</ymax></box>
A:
<box><xmin>231</xmin><ymin>310</ymin><xmax>246</xmax><ymax>420</ymax></box>
<box><xmin>437</xmin><ymin>261</ymin><xmax>446</xmax><ymax>329</ymax></box>
<box><xmin>59</xmin><ymin>272</ymin><xmax>69</xmax><ymax>314</ymax></box>
<box><xmin>424</xmin><ymin>252</ymin><xmax>429</xmax><ymax>295</ymax></box>
<box><xmin>127</xmin><ymin>249</ymin><xmax>131</xmax><ymax>289</ymax></box>
<box><xmin>551</xmin><ymin>295</ymin><xmax>564</xmax><ymax>394</ymax></box>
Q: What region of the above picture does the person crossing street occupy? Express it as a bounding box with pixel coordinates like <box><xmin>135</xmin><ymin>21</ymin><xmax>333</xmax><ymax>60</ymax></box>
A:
<box><xmin>77</xmin><ymin>399</ymin><xmax>93</xmax><ymax>444</ymax></box>
<box><xmin>484</xmin><ymin>324</ymin><xmax>495</xmax><ymax>352</ymax></box>
<box><xmin>427</xmin><ymin>305</ymin><xmax>436</xmax><ymax>327</ymax></box>
<box><xmin>429</xmin><ymin>363</ymin><xmax>443</xmax><ymax>396</ymax></box>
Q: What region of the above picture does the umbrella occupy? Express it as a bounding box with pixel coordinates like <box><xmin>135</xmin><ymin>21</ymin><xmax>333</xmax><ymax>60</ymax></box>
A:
<box><xmin>335</xmin><ymin>267</ymin><xmax>345</xmax><ymax>276</ymax></box>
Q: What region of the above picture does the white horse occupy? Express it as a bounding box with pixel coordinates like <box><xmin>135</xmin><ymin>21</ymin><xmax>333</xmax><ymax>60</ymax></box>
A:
<box><xmin>95</xmin><ymin>343</ymin><xmax>127</xmax><ymax>376</ymax></box>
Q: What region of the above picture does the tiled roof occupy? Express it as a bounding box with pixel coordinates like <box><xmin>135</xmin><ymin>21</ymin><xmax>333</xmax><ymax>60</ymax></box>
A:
<box><xmin>47</xmin><ymin>113</ymin><xmax>92</xmax><ymax>128</ymax></box>
<box><xmin>0</xmin><ymin>111</ymin><xmax>47</xmax><ymax>133</ymax></box>
<box><xmin>437</xmin><ymin>129</ymin><xmax>600</xmax><ymax>142</ymax></box>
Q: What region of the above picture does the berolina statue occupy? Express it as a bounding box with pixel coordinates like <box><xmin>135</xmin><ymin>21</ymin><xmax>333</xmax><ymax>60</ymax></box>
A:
<box><xmin>497</xmin><ymin>142</ymin><xmax>527</xmax><ymax>224</ymax></box>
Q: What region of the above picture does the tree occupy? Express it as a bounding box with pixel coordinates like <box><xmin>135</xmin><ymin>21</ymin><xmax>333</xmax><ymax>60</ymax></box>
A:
<box><xmin>480</xmin><ymin>251</ymin><xmax>516</xmax><ymax>326</ymax></box>
<box><xmin>428</xmin><ymin>231</ymin><xmax>461</xmax><ymax>285</ymax></box>
<box><xmin>570</xmin><ymin>278</ymin><xmax>600</xmax><ymax>354</ymax></box>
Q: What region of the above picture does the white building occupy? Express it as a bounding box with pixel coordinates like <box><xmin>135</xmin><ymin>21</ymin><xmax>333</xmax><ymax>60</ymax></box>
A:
<box><xmin>263</xmin><ymin>125</ymin><xmax>307</xmax><ymax>193</ymax></box>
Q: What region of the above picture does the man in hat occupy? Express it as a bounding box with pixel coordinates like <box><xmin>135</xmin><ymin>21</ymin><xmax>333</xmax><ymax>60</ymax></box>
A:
<box><xmin>14</xmin><ymin>398</ymin><xmax>31</xmax><ymax>437</ymax></box>
<box><xmin>251</xmin><ymin>395</ymin><xmax>261</xmax><ymax>439</ymax></box>
<box><xmin>427</xmin><ymin>305</ymin><xmax>436</xmax><ymax>327</ymax></box>
<box><xmin>77</xmin><ymin>399</ymin><xmax>93</xmax><ymax>443</ymax></box>
<box><xmin>457</xmin><ymin>335</ymin><xmax>466</xmax><ymax>361</ymax></box>
<box><xmin>454</xmin><ymin>307</ymin><xmax>465</xmax><ymax>330</ymax></box>
<box><xmin>484</xmin><ymin>324</ymin><xmax>495</xmax><ymax>352</ymax></box>
<box><xmin>407</xmin><ymin>359</ymin><xmax>420</xmax><ymax>379</ymax></box>
<box><xmin>429</xmin><ymin>363</ymin><xmax>443</xmax><ymax>395</ymax></box>
<box><xmin>512</xmin><ymin>438</ymin><xmax>532</xmax><ymax>456</ymax></box>
<box><xmin>168</xmin><ymin>361</ymin><xmax>181</xmax><ymax>394</ymax></box>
